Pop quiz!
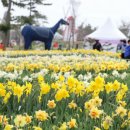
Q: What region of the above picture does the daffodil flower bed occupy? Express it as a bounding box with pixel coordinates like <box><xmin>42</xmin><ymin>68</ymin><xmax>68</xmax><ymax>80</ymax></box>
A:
<box><xmin>0</xmin><ymin>50</ymin><xmax>129</xmax><ymax>130</ymax></box>
<box><xmin>0</xmin><ymin>50</ymin><xmax>120</xmax><ymax>58</ymax></box>
<box><xmin>0</xmin><ymin>54</ymin><xmax>128</xmax><ymax>73</ymax></box>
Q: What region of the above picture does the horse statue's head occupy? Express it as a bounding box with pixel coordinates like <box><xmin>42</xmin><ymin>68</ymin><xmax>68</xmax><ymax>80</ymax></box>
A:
<box><xmin>60</xmin><ymin>19</ymin><xmax>69</xmax><ymax>25</ymax></box>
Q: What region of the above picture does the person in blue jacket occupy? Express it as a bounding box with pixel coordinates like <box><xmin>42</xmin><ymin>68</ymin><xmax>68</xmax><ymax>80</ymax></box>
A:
<box><xmin>117</xmin><ymin>40</ymin><xmax>127</xmax><ymax>53</ymax></box>
<box><xmin>121</xmin><ymin>40</ymin><xmax>130</xmax><ymax>59</ymax></box>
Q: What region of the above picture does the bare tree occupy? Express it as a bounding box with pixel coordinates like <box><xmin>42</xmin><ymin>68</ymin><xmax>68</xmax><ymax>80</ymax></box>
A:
<box><xmin>119</xmin><ymin>20</ymin><xmax>130</xmax><ymax>38</ymax></box>
<box><xmin>63</xmin><ymin>0</ymin><xmax>80</xmax><ymax>49</ymax></box>
<box><xmin>69</xmin><ymin>0</ymin><xmax>80</xmax><ymax>48</ymax></box>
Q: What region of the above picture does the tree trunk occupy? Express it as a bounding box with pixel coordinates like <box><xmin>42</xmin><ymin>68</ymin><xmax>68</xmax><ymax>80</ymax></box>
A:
<box><xmin>3</xmin><ymin>31</ymin><xmax>10</xmax><ymax>47</ymax></box>
<box><xmin>2</xmin><ymin>0</ymin><xmax>12</xmax><ymax>48</ymax></box>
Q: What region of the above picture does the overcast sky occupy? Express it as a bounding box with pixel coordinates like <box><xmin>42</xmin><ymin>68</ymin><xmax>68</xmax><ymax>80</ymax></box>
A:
<box><xmin>0</xmin><ymin>0</ymin><xmax>130</xmax><ymax>28</ymax></box>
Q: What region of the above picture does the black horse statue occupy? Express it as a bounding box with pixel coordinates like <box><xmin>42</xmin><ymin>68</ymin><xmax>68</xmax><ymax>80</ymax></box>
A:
<box><xmin>21</xmin><ymin>19</ymin><xmax>69</xmax><ymax>50</ymax></box>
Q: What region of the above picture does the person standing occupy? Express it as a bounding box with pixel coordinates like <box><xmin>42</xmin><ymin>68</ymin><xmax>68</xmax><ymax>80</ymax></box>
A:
<box><xmin>93</xmin><ymin>40</ymin><xmax>103</xmax><ymax>51</ymax></box>
<box><xmin>117</xmin><ymin>40</ymin><xmax>127</xmax><ymax>53</ymax></box>
<box><xmin>121</xmin><ymin>40</ymin><xmax>130</xmax><ymax>59</ymax></box>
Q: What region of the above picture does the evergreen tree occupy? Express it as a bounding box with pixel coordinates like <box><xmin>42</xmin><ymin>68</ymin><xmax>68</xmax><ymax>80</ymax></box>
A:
<box><xmin>0</xmin><ymin>0</ymin><xmax>25</xmax><ymax>47</ymax></box>
<box><xmin>77</xmin><ymin>23</ymin><xmax>96</xmax><ymax>41</ymax></box>
<box><xmin>16</xmin><ymin>0</ymin><xmax>50</xmax><ymax>25</ymax></box>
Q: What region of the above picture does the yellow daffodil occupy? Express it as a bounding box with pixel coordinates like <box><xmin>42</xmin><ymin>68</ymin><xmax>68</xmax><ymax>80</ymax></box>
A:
<box><xmin>14</xmin><ymin>115</ymin><xmax>26</xmax><ymax>127</ymax></box>
<box><xmin>116</xmin><ymin>106</ymin><xmax>127</xmax><ymax>118</ymax></box>
<box><xmin>4</xmin><ymin>124</ymin><xmax>13</xmax><ymax>130</ymax></box>
<box><xmin>47</xmin><ymin>100</ymin><xmax>56</xmax><ymax>109</ymax></box>
<box><xmin>89</xmin><ymin>107</ymin><xmax>103</xmax><ymax>119</ymax></box>
<box><xmin>35</xmin><ymin>110</ymin><xmax>48</xmax><ymax>121</ymax></box>
<box><xmin>68</xmin><ymin>100</ymin><xmax>77</xmax><ymax>109</ymax></box>
<box><xmin>67</xmin><ymin>118</ymin><xmax>77</xmax><ymax>128</ymax></box>
<box><xmin>33</xmin><ymin>126</ymin><xmax>42</xmax><ymax>130</ymax></box>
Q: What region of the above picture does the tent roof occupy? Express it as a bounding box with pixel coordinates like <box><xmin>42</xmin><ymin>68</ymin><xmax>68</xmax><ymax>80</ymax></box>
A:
<box><xmin>85</xmin><ymin>18</ymin><xmax>127</xmax><ymax>40</ymax></box>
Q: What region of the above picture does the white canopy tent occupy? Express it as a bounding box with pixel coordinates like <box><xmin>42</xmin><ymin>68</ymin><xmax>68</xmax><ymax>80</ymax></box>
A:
<box><xmin>85</xmin><ymin>18</ymin><xmax>127</xmax><ymax>41</ymax></box>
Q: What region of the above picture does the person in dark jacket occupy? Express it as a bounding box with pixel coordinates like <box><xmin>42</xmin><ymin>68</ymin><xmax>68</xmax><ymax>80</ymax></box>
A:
<box><xmin>93</xmin><ymin>40</ymin><xmax>103</xmax><ymax>51</ymax></box>
<box><xmin>121</xmin><ymin>40</ymin><xmax>130</xmax><ymax>59</ymax></box>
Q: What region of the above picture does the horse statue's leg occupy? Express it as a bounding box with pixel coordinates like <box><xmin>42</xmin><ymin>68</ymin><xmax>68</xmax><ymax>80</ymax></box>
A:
<box><xmin>21</xmin><ymin>25</ymin><xmax>33</xmax><ymax>50</ymax></box>
<box><xmin>45</xmin><ymin>41</ymin><xmax>52</xmax><ymax>50</ymax></box>
<box><xmin>24</xmin><ymin>37</ymin><xmax>32</xmax><ymax>50</ymax></box>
